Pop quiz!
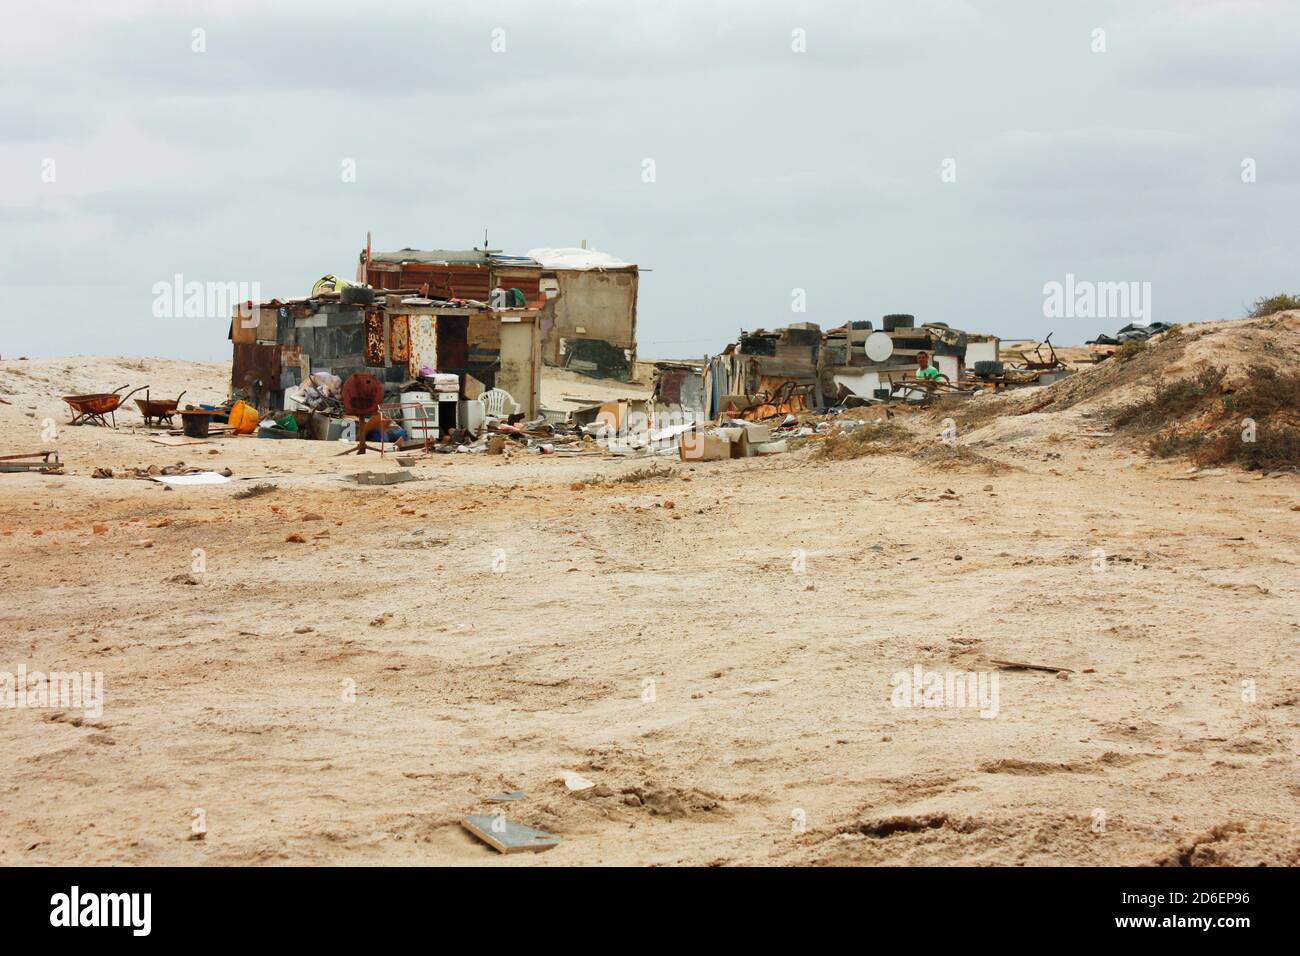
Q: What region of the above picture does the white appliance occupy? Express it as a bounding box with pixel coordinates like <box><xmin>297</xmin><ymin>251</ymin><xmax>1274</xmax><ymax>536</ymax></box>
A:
<box><xmin>458</xmin><ymin>399</ymin><xmax>485</xmax><ymax>436</ymax></box>
<box><xmin>403</xmin><ymin>393</ymin><xmax>461</xmax><ymax>439</ymax></box>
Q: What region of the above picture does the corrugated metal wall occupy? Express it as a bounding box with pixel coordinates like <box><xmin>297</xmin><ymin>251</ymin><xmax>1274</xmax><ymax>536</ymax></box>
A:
<box><xmin>364</xmin><ymin>262</ymin><xmax>541</xmax><ymax>303</ymax></box>
<box><xmin>365</xmin><ymin>263</ymin><xmax>491</xmax><ymax>300</ymax></box>
<box><xmin>491</xmin><ymin>268</ymin><xmax>541</xmax><ymax>303</ymax></box>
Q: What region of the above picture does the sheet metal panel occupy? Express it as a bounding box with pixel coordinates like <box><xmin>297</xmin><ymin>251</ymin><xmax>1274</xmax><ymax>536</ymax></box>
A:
<box><xmin>390</xmin><ymin>314</ymin><xmax>409</xmax><ymax>365</ymax></box>
<box><xmin>232</xmin><ymin>342</ymin><xmax>280</xmax><ymax>392</ymax></box>
<box><xmin>364</xmin><ymin>308</ymin><xmax>384</xmax><ymax>365</ymax></box>
<box><xmin>408</xmin><ymin>313</ymin><xmax>437</xmax><ymax>377</ymax></box>
<box><xmin>365</xmin><ymin>263</ymin><xmax>491</xmax><ymax>300</ymax></box>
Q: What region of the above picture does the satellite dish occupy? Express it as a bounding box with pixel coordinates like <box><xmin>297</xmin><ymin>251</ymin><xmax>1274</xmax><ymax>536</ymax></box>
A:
<box><xmin>864</xmin><ymin>332</ymin><xmax>894</xmax><ymax>363</ymax></box>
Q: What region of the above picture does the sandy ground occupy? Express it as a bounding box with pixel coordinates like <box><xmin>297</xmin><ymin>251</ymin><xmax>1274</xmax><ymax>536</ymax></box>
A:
<box><xmin>540</xmin><ymin>366</ymin><xmax>650</xmax><ymax>413</ymax></box>
<box><xmin>0</xmin><ymin>350</ymin><xmax>1296</xmax><ymax>866</ymax></box>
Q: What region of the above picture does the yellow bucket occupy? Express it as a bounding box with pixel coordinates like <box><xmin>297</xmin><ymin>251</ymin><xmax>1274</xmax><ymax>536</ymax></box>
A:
<box><xmin>228</xmin><ymin>400</ymin><xmax>259</xmax><ymax>435</ymax></box>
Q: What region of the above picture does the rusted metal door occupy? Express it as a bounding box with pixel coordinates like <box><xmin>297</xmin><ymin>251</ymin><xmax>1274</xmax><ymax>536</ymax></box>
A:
<box><xmin>408</xmin><ymin>314</ymin><xmax>437</xmax><ymax>377</ymax></box>
<box><xmin>390</xmin><ymin>314</ymin><xmax>409</xmax><ymax>365</ymax></box>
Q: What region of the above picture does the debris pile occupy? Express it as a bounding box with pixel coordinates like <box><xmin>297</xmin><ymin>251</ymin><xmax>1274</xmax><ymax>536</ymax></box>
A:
<box><xmin>91</xmin><ymin>462</ymin><xmax>234</xmax><ymax>481</ymax></box>
<box><xmin>703</xmin><ymin>314</ymin><xmax>1068</xmax><ymax>420</ymax></box>
<box><xmin>1086</xmin><ymin>321</ymin><xmax>1175</xmax><ymax>360</ymax></box>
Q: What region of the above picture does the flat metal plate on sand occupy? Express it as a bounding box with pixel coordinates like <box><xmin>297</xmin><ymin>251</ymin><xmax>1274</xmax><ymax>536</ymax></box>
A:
<box><xmin>461</xmin><ymin>815</ymin><xmax>559</xmax><ymax>854</ymax></box>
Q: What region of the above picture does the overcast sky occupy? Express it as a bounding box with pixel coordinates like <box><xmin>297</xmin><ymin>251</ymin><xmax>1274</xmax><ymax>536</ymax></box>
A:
<box><xmin>2</xmin><ymin>0</ymin><xmax>1297</xmax><ymax>360</ymax></box>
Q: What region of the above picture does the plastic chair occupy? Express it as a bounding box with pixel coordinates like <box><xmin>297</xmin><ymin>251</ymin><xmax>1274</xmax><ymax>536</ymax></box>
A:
<box><xmin>478</xmin><ymin>388</ymin><xmax>519</xmax><ymax>419</ymax></box>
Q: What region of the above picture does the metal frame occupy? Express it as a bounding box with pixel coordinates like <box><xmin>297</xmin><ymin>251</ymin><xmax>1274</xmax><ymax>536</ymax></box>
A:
<box><xmin>378</xmin><ymin>400</ymin><xmax>438</xmax><ymax>457</ymax></box>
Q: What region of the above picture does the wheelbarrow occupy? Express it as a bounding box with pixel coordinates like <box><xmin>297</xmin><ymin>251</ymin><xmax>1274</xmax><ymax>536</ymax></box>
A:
<box><xmin>61</xmin><ymin>385</ymin><xmax>148</xmax><ymax>427</ymax></box>
<box><xmin>135</xmin><ymin>389</ymin><xmax>187</xmax><ymax>428</ymax></box>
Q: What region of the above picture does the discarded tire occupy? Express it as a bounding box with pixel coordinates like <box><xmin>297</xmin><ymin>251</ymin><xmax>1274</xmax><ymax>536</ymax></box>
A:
<box><xmin>882</xmin><ymin>314</ymin><xmax>915</xmax><ymax>331</ymax></box>
<box><xmin>341</xmin><ymin>286</ymin><xmax>376</xmax><ymax>306</ymax></box>
<box><xmin>973</xmin><ymin>360</ymin><xmax>1004</xmax><ymax>377</ymax></box>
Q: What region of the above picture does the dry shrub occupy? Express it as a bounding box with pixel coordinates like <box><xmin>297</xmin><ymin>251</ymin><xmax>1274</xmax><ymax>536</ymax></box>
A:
<box><xmin>910</xmin><ymin>443</ymin><xmax>1015</xmax><ymax>474</ymax></box>
<box><xmin>1111</xmin><ymin>366</ymin><xmax>1227</xmax><ymax>430</ymax></box>
<box><xmin>1189</xmin><ymin>425</ymin><xmax>1300</xmax><ymax>470</ymax></box>
<box><xmin>1224</xmin><ymin>364</ymin><xmax>1300</xmax><ymax>418</ymax></box>
<box><xmin>813</xmin><ymin>421</ymin><xmax>911</xmax><ymax>461</ymax></box>
<box><xmin>1196</xmin><ymin>367</ymin><xmax>1300</xmax><ymax>469</ymax></box>
<box><xmin>233</xmin><ymin>482</ymin><xmax>277</xmax><ymax>499</ymax></box>
<box><xmin>1246</xmin><ymin>294</ymin><xmax>1300</xmax><ymax>318</ymax></box>
<box><xmin>1116</xmin><ymin>364</ymin><xmax>1300</xmax><ymax>470</ymax></box>
<box><xmin>942</xmin><ymin>398</ymin><xmax>1007</xmax><ymax>432</ymax></box>
<box><xmin>612</xmin><ymin>462</ymin><xmax>676</xmax><ymax>484</ymax></box>
<box><xmin>1116</xmin><ymin>339</ymin><xmax>1149</xmax><ymax>362</ymax></box>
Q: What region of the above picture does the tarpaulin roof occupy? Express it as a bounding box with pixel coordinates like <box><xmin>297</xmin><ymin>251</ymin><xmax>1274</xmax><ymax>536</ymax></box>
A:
<box><xmin>368</xmin><ymin>249</ymin><xmax>505</xmax><ymax>266</ymax></box>
<box><xmin>526</xmin><ymin>247</ymin><xmax>634</xmax><ymax>270</ymax></box>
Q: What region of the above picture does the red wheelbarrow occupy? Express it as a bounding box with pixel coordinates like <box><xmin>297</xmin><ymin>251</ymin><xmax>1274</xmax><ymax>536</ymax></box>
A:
<box><xmin>135</xmin><ymin>389</ymin><xmax>187</xmax><ymax>428</ymax></box>
<box><xmin>61</xmin><ymin>385</ymin><xmax>148</xmax><ymax>427</ymax></box>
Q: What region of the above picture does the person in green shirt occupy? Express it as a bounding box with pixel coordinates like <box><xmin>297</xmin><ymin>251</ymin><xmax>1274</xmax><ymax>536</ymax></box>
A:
<box><xmin>915</xmin><ymin>351</ymin><xmax>947</xmax><ymax>383</ymax></box>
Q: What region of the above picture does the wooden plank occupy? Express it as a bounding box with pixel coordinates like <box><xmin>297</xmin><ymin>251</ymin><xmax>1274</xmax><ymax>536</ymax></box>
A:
<box><xmin>990</xmin><ymin>659</ymin><xmax>1075</xmax><ymax>674</ymax></box>
<box><xmin>749</xmin><ymin>355</ymin><xmax>817</xmax><ymax>379</ymax></box>
<box><xmin>149</xmin><ymin>435</ymin><xmax>210</xmax><ymax>446</ymax></box>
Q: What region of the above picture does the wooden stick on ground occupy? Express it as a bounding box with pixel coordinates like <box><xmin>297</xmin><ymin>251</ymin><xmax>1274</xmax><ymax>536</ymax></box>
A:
<box><xmin>990</xmin><ymin>659</ymin><xmax>1075</xmax><ymax>674</ymax></box>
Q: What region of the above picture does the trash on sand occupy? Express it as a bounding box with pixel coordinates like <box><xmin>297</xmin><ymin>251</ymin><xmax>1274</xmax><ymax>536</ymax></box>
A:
<box><xmin>559</xmin><ymin>770</ymin><xmax>595</xmax><ymax>792</ymax></box>
<box><xmin>148</xmin><ymin>471</ymin><xmax>231</xmax><ymax>486</ymax></box>
<box><xmin>149</xmin><ymin>434</ymin><xmax>210</xmax><ymax>447</ymax></box>
<box><xmin>460</xmin><ymin>815</ymin><xmax>560</xmax><ymax>854</ymax></box>
<box><xmin>0</xmin><ymin>451</ymin><xmax>62</xmax><ymax>475</ymax></box>
<box><xmin>232</xmin><ymin>482</ymin><xmax>277</xmax><ymax>499</ymax></box>
<box><xmin>486</xmin><ymin>791</ymin><xmax>524</xmax><ymax>802</ymax></box>
<box><xmin>349</xmin><ymin>470</ymin><xmax>413</xmax><ymax>485</ymax></box>
<box><xmin>990</xmin><ymin>659</ymin><xmax>1075</xmax><ymax>674</ymax></box>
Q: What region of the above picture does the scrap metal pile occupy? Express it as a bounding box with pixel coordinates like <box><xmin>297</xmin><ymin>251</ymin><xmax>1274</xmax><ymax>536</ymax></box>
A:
<box><xmin>701</xmin><ymin>313</ymin><xmax>1072</xmax><ymax>418</ymax></box>
<box><xmin>1086</xmin><ymin>321</ymin><xmax>1175</xmax><ymax>360</ymax></box>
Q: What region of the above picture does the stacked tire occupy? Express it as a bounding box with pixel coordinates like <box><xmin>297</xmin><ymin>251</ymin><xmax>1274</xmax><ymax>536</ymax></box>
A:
<box><xmin>342</xmin><ymin>286</ymin><xmax>377</xmax><ymax>306</ymax></box>
<box><xmin>882</xmin><ymin>313</ymin><xmax>915</xmax><ymax>331</ymax></box>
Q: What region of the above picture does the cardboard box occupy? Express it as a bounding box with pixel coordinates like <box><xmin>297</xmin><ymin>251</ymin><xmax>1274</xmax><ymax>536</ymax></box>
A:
<box><xmin>680</xmin><ymin>432</ymin><xmax>731</xmax><ymax>461</ymax></box>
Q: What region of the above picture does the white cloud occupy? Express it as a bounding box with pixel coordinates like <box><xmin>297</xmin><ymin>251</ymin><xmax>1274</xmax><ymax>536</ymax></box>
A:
<box><xmin>1</xmin><ymin>0</ymin><xmax>1298</xmax><ymax>358</ymax></box>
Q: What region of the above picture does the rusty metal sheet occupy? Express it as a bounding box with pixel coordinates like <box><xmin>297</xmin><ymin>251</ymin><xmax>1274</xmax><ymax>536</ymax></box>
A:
<box><xmin>654</xmin><ymin>367</ymin><xmax>689</xmax><ymax>404</ymax></box>
<box><xmin>364</xmin><ymin>308</ymin><xmax>384</xmax><ymax>365</ymax></box>
<box><xmin>232</xmin><ymin>342</ymin><xmax>280</xmax><ymax>397</ymax></box>
<box><xmin>436</xmin><ymin>314</ymin><xmax>468</xmax><ymax>368</ymax></box>
<box><xmin>365</xmin><ymin>262</ymin><xmax>402</xmax><ymax>290</ymax></box>
<box><xmin>390</xmin><ymin>314</ymin><xmax>409</xmax><ymax>364</ymax></box>
<box><xmin>399</xmin><ymin>264</ymin><xmax>491</xmax><ymax>300</ymax></box>
<box><xmin>408</xmin><ymin>313</ymin><xmax>437</xmax><ymax>377</ymax></box>
<box><xmin>363</xmin><ymin>259</ymin><xmax>512</xmax><ymax>300</ymax></box>
<box><xmin>490</xmin><ymin>268</ymin><xmax>541</xmax><ymax>303</ymax></box>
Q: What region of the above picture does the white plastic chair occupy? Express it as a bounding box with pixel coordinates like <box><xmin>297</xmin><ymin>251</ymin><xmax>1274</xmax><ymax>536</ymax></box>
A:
<box><xmin>478</xmin><ymin>388</ymin><xmax>519</xmax><ymax>419</ymax></box>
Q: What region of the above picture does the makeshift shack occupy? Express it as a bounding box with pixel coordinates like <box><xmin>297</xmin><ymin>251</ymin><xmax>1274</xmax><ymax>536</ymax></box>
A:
<box><xmin>229</xmin><ymin>293</ymin><xmax>543</xmax><ymax>420</ymax></box>
<box><xmin>704</xmin><ymin>323</ymin><xmax>821</xmax><ymax>419</ymax></box>
<box><xmin>702</xmin><ymin>314</ymin><xmax>1047</xmax><ymax>414</ymax></box>
<box><xmin>355</xmin><ymin>240</ymin><xmax>640</xmax><ymax>383</ymax></box>
<box><xmin>527</xmin><ymin>247</ymin><xmax>639</xmax><ymax>380</ymax></box>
